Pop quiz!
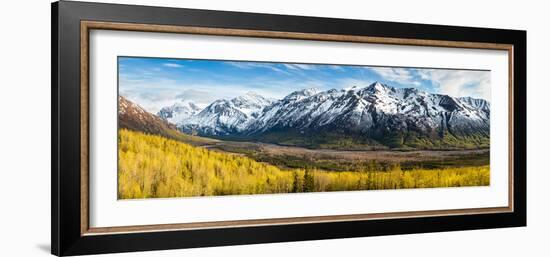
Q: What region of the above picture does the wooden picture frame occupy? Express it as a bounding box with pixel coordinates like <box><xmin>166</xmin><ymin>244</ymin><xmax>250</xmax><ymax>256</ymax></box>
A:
<box><xmin>52</xmin><ymin>1</ymin><xmax>526</xmax><ymax>256</ymax></box>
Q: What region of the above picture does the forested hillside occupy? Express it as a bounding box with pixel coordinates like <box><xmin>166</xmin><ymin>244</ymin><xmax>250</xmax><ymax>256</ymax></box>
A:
<box><xmin>118</xmin><ymin>129</ymin><xmax>490</xmax><ymax>199</ymax></box>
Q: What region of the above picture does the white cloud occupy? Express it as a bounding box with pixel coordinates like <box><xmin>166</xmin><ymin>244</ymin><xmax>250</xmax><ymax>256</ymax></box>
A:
<box><xmin>368</xmin><ymin>67</ymin><xmax>417</xmax><ymax>86</ymax></box>
<box><xmin>416</xmin><ymin>69</ymin><xmax>491</xmax><ymax>101</ymax></box>
<box><xmin>163</xmin><ymin>63</ymin><xmax>183</xmax><ymax>68</ymax></box>
<box><xmin>328</xmin><ymin>65</ymin><xmax>345</xmax><ymax>71</ymax></box>
<box><xmin>225</xmin><ymin>62</ymin><xmax>291</xmax><ymax>74</ymax></box>
<box><xmin>283</xmin><ymin>64</ymin><xmax>317</xmax><ymax>70</ymax></box>
<box><xmin>369</xmin><ymin>66</ymin><xmax>490</xmax><ymax>101</ymax></box>
<box><xmin>119</xmin><ymin>76</ymin><xmax>338</xmax><ymax>113</ymax></box>
<box><xmin>120</xmin><ymin>90</ymin><xmax>180</xmax><ymax>114</ymax></box>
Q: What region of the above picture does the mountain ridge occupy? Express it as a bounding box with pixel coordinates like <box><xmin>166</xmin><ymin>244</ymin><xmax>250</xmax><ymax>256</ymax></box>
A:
<box><xmin>157</xmin><ymin>100</ymin><xmax>202</xmax><ymax>125</ymax></box>
<box><xmin>156</xmin><ymin>82</ymin><xmax>490</xmax><ymax>150</ymax></box>
<box><xmin>119</xmin><ymin>96</ymin><xmax>178</xmax><ymax>137</ymax></box>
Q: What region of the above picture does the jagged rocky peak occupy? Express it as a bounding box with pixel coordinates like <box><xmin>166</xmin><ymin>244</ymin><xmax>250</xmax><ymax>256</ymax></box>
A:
<box><xmin>458</xmin><ymin>96</ymin><xmax>491</xmax><ymax>110</ymax></box>
<box><xmin>157</xmin><ymin>99</ymin><xmax>202</xmax><ymax>125</ymax></box>
<box><xmin>231</xmin><ymin>91</ymin><xmax>274</xmax><ymax>115</ymax></box>
<box><xmin>155</xmin><ymin>81</ymin><xmax>490</xmax><ymax>148</ymax></box>
<box><xmin>158</xmin><ymin>100</ymin><xmax>201</xmax><ymax>117</ymax></box>
<box><xmin>283</xmin><ymin>88</ymin><xmax>319</xmax><ymax>102</ymax></box>
<box><xmin>197</xmin><ymin>99</ymin><xmax>239</xmax><ymax>119</ymax></box>
<box><xmin>366</xmin><ymin>81</ymin><xmax>394</xmax><ymax>92</ymax></box>
<box><xmin>173</xmin><ymin>91</ymin><xmax>275</xmax><ymax>136</ymax></box>
<box><xmin>233</xmin><ymin>91</ymin><xmax>268</xmax><ymax>103</ymax></box>
<box><xmin>438</xmin><ymin>95</ymin><xmax>464</xmax><ymax>112</ymax></box>
<box><xmin>343</xmin><ymin>82</ymin><xmax>390</xmax><ymax>93</ymax></box>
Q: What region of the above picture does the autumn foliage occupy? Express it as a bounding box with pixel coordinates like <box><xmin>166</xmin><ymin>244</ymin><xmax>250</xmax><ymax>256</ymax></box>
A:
<box><xmin>118</xmin><ymin>129</ymin><xmax>490</xmax><ymax>199</ymax></box>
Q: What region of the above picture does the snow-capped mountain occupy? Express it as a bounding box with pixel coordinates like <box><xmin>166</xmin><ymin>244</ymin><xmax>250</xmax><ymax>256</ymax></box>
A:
<box><xmin>230</xmin><ymin>91</ymin><xmax>275</xmax><ymax>118</ymax></box>
<box><xmin>281</xmin><ymin>88</ymin><xmax>319</xmax><ymax>102</ymax></box>
<box><xmin>157</xmin><ymin>100</ymin><xmax>202</xmax><ymax>125</ymax></box>
<box><xmin>158</xmin><ymin>82</ymin><xmax>490</xmax><ymax>149</ymax></box>
<box><xmin>249</xmin><ymin>82</ymin><xmax>489</xmax><ymax>136</ymax></box>
<box><xmin>175</xmin><ymin>92</ymin><xmax>274</xmax><ymax>135</ymax></box>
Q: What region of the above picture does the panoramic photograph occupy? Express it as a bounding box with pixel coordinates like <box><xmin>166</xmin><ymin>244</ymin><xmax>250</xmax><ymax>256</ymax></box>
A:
<box><xmin>117</xmin><ymin>56</ymin><xmax>491</xmax><ymax>199</ymax></box>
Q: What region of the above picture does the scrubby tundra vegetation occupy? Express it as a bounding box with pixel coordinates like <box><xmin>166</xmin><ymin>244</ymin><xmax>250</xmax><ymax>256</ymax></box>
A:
<box><xmin>118</xmin><ymin>129</ymin><xmax>490</xmax><ymax>199</ymax></box>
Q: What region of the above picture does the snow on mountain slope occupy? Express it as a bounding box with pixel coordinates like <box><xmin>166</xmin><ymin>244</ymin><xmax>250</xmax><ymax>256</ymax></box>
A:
<box><xmin>174</xmin><ymin>92</ymin><xmax>274</xmax><ymax>135</ymax></box>
<box><xmin>230</xmin><ymin>92</ymin><xmax>274</xmax><ymax>118</ymax></box>
<box><xmin>157</xmin><ymin>100</ymin><xmax>202</xmax><ymax>125</ymax></box>
<box><xmin>247</xmin><ymin>82</ymin><xmax>489</xmax><ymax>136</ymax></box>
<box><xmin>157</xmin><ymin>82</ymin><xmax>490</xmax><ymax>148</ymax></box>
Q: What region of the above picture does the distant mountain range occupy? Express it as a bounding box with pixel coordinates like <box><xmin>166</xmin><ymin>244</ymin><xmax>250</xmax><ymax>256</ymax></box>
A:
<box><xmin>157</xmin><ymin>100</ymin><xmax>202</xmax><ymax>125</ymax></box>
<box><xmin>119</xmin><ymin>95</ymin><xmax>218</xmax><ymax>147</ymax></box>
<box><xmin>120</xmin><ymin>82</ymin><xmax>490</xmax><ymax>150</ymax></box>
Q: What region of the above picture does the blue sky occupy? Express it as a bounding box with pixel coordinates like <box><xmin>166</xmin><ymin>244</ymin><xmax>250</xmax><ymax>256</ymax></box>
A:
<box><xmin>119</xmin><ymin>56</ymin><xmax>491</xmax><ymax>113</ymax></box>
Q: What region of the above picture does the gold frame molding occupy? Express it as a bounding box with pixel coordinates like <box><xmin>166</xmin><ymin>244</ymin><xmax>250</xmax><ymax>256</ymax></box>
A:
<box><xmin>80</xmin><ymin>20</ymin><xmax>514</xmax><ymax>236</ymax></box>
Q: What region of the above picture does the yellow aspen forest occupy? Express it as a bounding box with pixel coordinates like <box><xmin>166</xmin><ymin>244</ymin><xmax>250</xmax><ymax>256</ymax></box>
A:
<box><xmin>118</xmin><ymin>129</ymin><xmax>490</xmax><ymax>199</ymax></box>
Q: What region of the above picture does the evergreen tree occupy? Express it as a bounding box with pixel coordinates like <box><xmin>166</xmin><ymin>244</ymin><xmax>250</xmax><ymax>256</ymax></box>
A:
<box><xmin>292</xmin><ymin>171</ymin><xmax>302</xmax><ymax>193</ymax></box>
<box><xmin>303</xmin><ymin>170</ymin><xmax>315</xmax><ymax>192</ymax></box>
